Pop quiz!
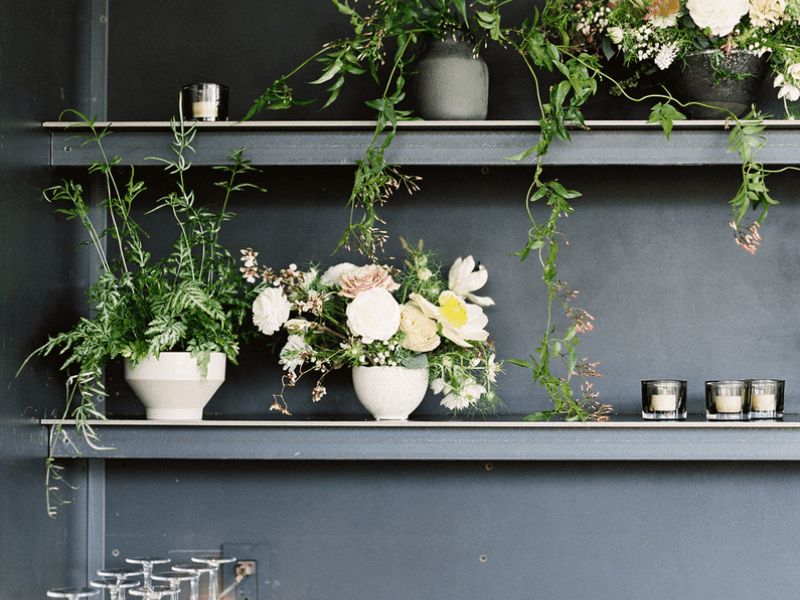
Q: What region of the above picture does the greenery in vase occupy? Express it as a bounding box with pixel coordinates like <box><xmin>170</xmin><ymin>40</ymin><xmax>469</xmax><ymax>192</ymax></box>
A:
<box><xmin>601</xmin><ymin>0</ymin><xmax>800</xmax><ymax>103</ymax></box>
<box><xmin>18</xmin><ymin>110</ymin><xmax>263</xmax><ymax>516</ymax></box>
<box><xmin>592</xmin><ymin>0</ymin><xmax>800</xmax><ymax>249</ymax></box>
<box><xmin>240</xmin><ymin>238</ymin><xmax>501</xmax><ymax>415</ymax></box>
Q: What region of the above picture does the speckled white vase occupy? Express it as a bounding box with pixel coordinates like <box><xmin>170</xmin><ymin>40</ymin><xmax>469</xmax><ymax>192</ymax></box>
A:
<box><xmin>352</xmin><ymin>366</ymin><xmax>428</xmax><ymax>420</ymax></box>
<box><xmin>124</xmin><ymin>352</ymin><xmax>226</xmax><ymax>421</ymax></box>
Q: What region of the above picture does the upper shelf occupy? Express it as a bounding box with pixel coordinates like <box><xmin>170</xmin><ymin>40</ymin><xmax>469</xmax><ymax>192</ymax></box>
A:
<box><xmin>44</xmin><ymin>120</ymin><xmax>800</xmax><ymax>167</ymax></box>
<box><xmin>43</xmin><ymin>416</ymin><xmax>800</xmax><ymax>461</ymax></box>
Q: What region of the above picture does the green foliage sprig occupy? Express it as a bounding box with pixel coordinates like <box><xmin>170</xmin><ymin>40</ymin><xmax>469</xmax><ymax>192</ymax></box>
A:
<box><xmin>245</xmin><ymin>0</ymin><xmax>504</xmax><ymax>260</ymax></box>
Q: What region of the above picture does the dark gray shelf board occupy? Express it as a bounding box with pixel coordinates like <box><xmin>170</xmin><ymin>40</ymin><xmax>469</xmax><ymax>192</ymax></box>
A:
<box><xmin>42</xmin><ymin>417</ymin><xmax>800</xmax><ymax>461</ymax></box>
<box><xmin>45</xmin><ymin>120</ymin><xmax>800</xmax><ymax>167</ymax></box>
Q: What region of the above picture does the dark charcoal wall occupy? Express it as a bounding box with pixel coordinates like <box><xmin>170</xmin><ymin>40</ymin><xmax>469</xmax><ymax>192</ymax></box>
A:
<box><xmin>103</xmin><ymin>459</ymin><xmax>800</xmax><ymax>600</ymax></box>
<box><xmin>0</xmin><ymin>2</ymin><xmax>95</xmax><ymax>598</ymax></box>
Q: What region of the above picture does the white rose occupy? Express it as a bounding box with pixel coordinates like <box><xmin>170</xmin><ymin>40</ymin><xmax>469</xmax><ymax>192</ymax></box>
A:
<box><xmin>320</xmin><ymin>262</ymin><xmax>358</xmax><ymax>287</ymax></box>
<box><xmin>686</xmin><ymin>0</ymin><xmax>749</xmax><ymax>37</ymax></box>
<box><xmin>345</xmin><ymin>288</ymin><xmax>401</xmax><ymax>343</ymax></box>
<box><xmin>252</xmin><ymin>287</ymin><xmax>291</xmax><ymax>335</ymax></box>
<box><xmin>608</xmin><ymin>26</ymin><xmax>624</xmax><ymax>44</ymax></box>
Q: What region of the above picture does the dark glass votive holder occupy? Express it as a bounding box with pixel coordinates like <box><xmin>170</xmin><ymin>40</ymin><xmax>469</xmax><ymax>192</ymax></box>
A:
<box><xmin>641</xmin><ymin>380</ymin><xmax>687</xmax><ymax>420</ymax></box>
<box><xmin>181</xmin><ymin>83</ymin><xmax>229</xmax><ymax>121</ymax></box>
<box><xmin>748</xmin><ymin>379</ymin><xmax>784</xmax><ymax>420</ymax></box>
<box><xmin>705</xmin><ymin>380</ymin><xmax>749</xmax><ymax>420</ymax></box>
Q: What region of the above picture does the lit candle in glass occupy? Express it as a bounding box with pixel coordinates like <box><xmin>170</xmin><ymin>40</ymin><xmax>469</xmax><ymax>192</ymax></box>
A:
<box><xmin>748</xmin><ymin>379</ymin><xmax>784</xmax><ymax>420</ymax></box>
<box><xmin>714</xmin><ymin>394</ymin><xmax>743</xmax><ymax>413</ymax></box>
<box><xmin>642</xmin><ymin>380</ymin><xmax>687</xmax><ymax>420</ymax></box>
<box><xmin>651</xmin><ymin>394</ymin><xmax>677</xmax><ymax>411</ymax></box>
<box><xmin>181</xmin><ymin>83</ymin><xmax>229</xmax><ymax>122</ymax></box>
<box><xmin>705</xmin><ymin>380</ymin><xmax>748</xmax><ymax>420</ymax></box>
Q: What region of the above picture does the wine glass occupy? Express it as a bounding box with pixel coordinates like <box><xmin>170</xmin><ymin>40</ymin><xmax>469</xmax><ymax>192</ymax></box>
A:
<box><xmin>128</xmin><ymin>585</ymin><xmax>177</xmax><ymax>600</ymax></box>
<box><xmin>95</xmin><ymin>568</ymin><xmax>144</xmax><ymax>600</ymax></box>
<box><xmin>47</xmin><ymin>589</ymin><xmax>100</xmax><ymax>600</ymax></box>
<box><xmin>170</xmin><ymin>563</ymin><xmax>215</xmax><ymax>600</ymax></box>
<box><xmin>125</xmin><ymin>557</ymin><xmax>170</xmax><ymax>589</ymax></box>
<box><xmin>189</xmin><ymin>555</ymin><xmax>236</xmax><ymax>600</ymax></box>
<box><xmin>90</xmin><ymin>577</ymin><xmax>139</xmax><ymax>600</ymax></box>
<box><xmin>96</xmin><ymin>567</ymin><xmax>144</xmax><ymax>583</ymax></box>
<box><xmin>151</xmin><ymin>571</ymin><xmax>200</xmax><ymax>600</ymax></box>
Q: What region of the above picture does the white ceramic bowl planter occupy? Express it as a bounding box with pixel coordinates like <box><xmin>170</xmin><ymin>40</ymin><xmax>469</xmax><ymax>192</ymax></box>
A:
<box><xmin>124</xmin><ymin>352</ymin><xmax>226</xmax><ymax>421</ymax></box>
<box><xmin>352</xmin><ymin>366</ymin><xmax>429</xmax><ymax>420</ymax></box>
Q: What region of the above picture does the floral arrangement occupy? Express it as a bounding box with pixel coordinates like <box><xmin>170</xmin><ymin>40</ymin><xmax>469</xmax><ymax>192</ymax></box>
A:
<box><xmin>569</xmin><ymin>0</ymin><xmax>800</xmax><ymax>108</ymax></box>
<box><xmin>240</xmin><ymin>239</ymin><xmax>501</xmax><ymax>415</ymax></box>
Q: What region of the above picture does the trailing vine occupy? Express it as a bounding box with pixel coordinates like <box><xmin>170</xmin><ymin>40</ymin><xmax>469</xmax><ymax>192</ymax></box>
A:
<box><xmin>246</xmin><ymin>0</ymin><xmax>797</xmax><ymax>420</ymax></box>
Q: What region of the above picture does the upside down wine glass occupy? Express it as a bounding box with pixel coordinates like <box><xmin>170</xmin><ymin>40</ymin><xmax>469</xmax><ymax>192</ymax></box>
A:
<box><xmin>151</xmin><ymin>570</ymin><xmax>200</xmax><ymax>600</ymax></box>
<box><xmin>125</xmin><ymin>557</ymin><xmax>170</xmax><ymax>590</ymax></box>
<box><xmin>190</xmin><ymin>555</ymin><xmax>236</xmax><ymax>600</ymax></box>
<box><xmin>128</xmin><ymin>585</ymin><xmax>178</xmax><ymax>600</ymax></box>
<box><xmin>95</xmin><ymin>567</ymin><xmax>144</xmax><ymax>600</ymax></box>
<box><xmin>47</xmin><ymin>589</ymin><xmax>100</xmax><ymax>600</ymax></box>
<box><xmin>171</xmin><ymin>563</ymin><xmax>216</xmax><ymax>600</ymax></box>
<box><xmin>90</xmin><ymin>577</ymin><xmax>139</xmax><ymax>600</ymax></box>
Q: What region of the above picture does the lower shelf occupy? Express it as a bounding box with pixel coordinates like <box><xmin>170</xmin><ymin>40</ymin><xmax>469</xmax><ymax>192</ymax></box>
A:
<box><xmin>43</xmin><ymin>416</ymin><xmax>800</xmax><ymax>461</ymax></box>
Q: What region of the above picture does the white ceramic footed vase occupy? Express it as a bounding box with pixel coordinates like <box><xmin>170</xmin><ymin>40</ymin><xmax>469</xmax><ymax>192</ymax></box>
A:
<box><xmin>351</xmin><ymin>366</ymin><xmax>429</xmax><ymax>420</ymax></box>
<box><xmin>124</xmin><ymin>351</ymin><xmax>226</xmax><ymax>421</ymax></box>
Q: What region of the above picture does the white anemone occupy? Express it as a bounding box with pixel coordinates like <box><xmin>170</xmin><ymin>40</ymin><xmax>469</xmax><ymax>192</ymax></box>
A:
<box><xmin>448</xmin><ymin>255</ymin><xmax>495</xmax><ymax>307</ymax></box>
<box><xmin>440</xmin><ymin>382</ymin><xmax>487</xmax><ymax>410</ymax></box>
<box><xmin>409</xmin><ymin>291</ymin><xmax>489</xmax><ymax>348</ymax></box>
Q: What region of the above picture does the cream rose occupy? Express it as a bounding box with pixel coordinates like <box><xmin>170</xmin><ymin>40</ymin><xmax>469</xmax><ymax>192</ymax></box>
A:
<box><xmin>339</xmin><ymin>264</ymin><xmax>400</xmax><ymax>299</ymax></box>
<box><xmin>399</xmin><ymin>304</ymin><xmax>441</xmax><ymax>352</ymax></box>
<box><xmin>345</xmin><ymin>288</ymin><xmax>401</xmax><ymax>343</ymax></box>
<box><xmin>686</xmin><ymin>0</ymin><xmax>749</xmax><ymax>37</ymax></box>
<box><xmin>252</xmin><ymin>287</ymin><xmax>291</xmax><ymax>335</ymax></box>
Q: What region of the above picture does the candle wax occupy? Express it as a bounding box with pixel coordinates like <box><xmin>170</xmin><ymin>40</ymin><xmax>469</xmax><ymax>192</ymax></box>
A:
<box><xmin>192</xmin><ymin>101</ymin><xmax>218</xmax><ymax>119</ymax></box>
<box><xmin>651</xmin><ymin>394</ymin><xmax>677</xmax><ymax>411</ymax></box>
<box><xmin>715</xmin><ymin>395</ymin><xmax>742</xmax><ymax>413</ymax></box>
<box><xmin>751</xmin><ymin>393</ymin><xmax>776</xmax><ymax>411</ymax></box>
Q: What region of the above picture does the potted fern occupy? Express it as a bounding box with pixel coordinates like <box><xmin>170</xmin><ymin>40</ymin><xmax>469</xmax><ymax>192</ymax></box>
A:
<box><xmin>20</xmin><ymin>109</ymin><xmax>263</xmax><ymax>433</ymax></box>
